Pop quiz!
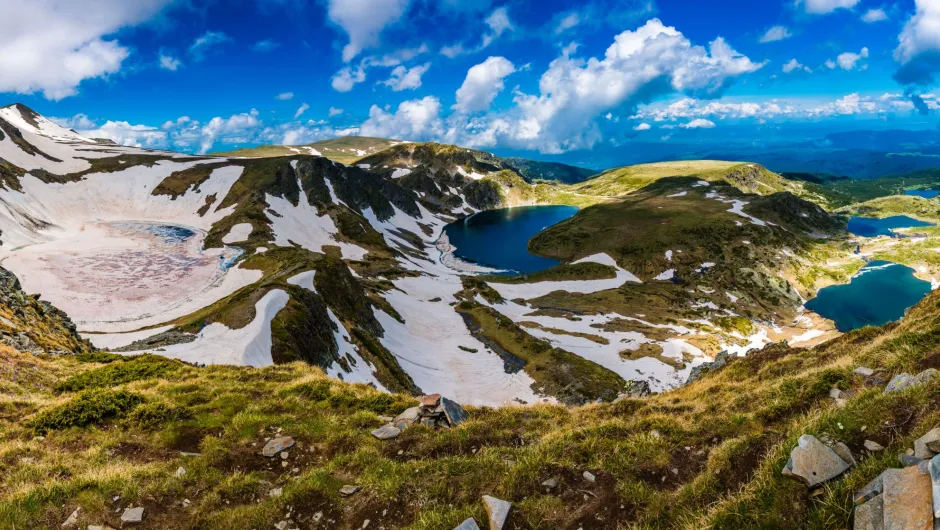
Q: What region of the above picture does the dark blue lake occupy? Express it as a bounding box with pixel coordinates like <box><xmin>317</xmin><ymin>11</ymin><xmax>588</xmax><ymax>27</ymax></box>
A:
<box><xmin>805</xmin><ymin>260</ymin><xmax>931</xmax><ymax>332</ymax></box>
<box><xmin>444</xmin><ymin>205</ymin><xmax>579</xmax><ymax>273</ymax></box>
<box><xmin>847</xmin><ymin>216</ymin><xmax>934</xmax><ymax>237</ymax></box>
<box><xmin>906</xmin><ymin>189</ymin><xmax>940</xmax><ymax>199</ymax></box>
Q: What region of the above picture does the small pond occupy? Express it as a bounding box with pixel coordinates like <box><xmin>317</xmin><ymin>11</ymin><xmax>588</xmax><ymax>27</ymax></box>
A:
<box><xmin>905</xmin><ymin>189</ymin><xmax>940</xmax><ymax>199</ymax></box>
<box><xmin>846</xmin><ymin>216</ymin><xmax>934</xmax><ymax>237</ymax></box>
<box><xmin>805</xmin><ymin>260</ymin><xmax>932</xmax><ymax>332</ymax></box>
<box><xmin>443</xmin><ymin>205</ymin><xmax>579</xmax><ymax>273</ymax></box>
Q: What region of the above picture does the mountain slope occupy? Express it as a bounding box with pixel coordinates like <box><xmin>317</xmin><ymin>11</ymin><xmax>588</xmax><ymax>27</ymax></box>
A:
<box><xmin>212</xmin><ymin>137</ymin><xmax>403</xmax><ymax>164</ymax></box>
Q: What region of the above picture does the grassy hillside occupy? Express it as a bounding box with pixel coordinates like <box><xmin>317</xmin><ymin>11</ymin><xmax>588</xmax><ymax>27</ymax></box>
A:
<box><xmin>212</xmin><ymin>137</ymin><xmax>401</xmax><ymax>165</ymax></box>
<box><xmin>4</xmin><ymin>286</ymin><xmax>940</xmax><ymax>529</ymax></box>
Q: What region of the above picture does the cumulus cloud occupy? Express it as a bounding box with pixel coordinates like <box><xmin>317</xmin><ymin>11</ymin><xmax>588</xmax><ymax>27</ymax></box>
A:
<box><xmin>782</xmin><ymin>58</ymin><xmax>811</xmax><ymax>73</ymax></box>
<box><xmin>833</xmin><ymin>47</ymin><xmax>869</xmax><ymax>70</ymax></box>
<box><xmin>52</xmin><ymin>113</ymin><xmax>98</xmax><ymax>130</ymax></box>
<box><xmin>681</xmin><ymin>118</ymin><xmax>716</xmax><ymax>129</ymax></box>
<box><xmin>381</xmin><ymin>63</ymin><xmax>431</xmax><ymax>91</ymax></box>
<box><xmin>453</xmin><ymin>57</ymin><xmax>516</xmax><ymax>114</ymax></box>
<box><xmin>78</xmin><ymin>121</ymin><xmax>168</xmax><ymax>148</ymax></box>
<box><xmin>359</xmin><ymin>96</ymin><xmax>443</xmax><ymax>140</ymax></box>
<box><xmin>632</xmin><ymin>98</ymin><xmax>797</xmax><ymax>122</ymax></box>
<box><xmin>0</xmin><ymin>0</ymin><xmax>173</xmax><ymax>100</ymax></box>
<box><xmin>759</xmin><ymin>26</ymin><xmax>792</xmax><ymax>43</ymax></box>
<box><xmin>294</xmin><ymin>103</ymin><xmax>310</xmax><ymax>119</ymax></box>
<box><xmin>809</xmin><ymin>93</ymin><xmax>877</xmax><ymax>116</ymax></box>
<box><xmin>327</xmin><ymin>0</ymin><xmax>411</xmax><ymax>62</ymax></box>
<box><xmin>192</xmin><ymin>109</ymin><xmax>260</xmax><ymax>154</ymax></box>
<box><xmin>862</xmin><ymin>8</ymin><xmax>888</xmax><ymax>22</ymax></box>
<box><xmin>276</xmin><ymin>92</ymin><xmax>294</xmax><ymax>101</ymax></box>
<box><xmin>799</xmin><ymin>0</ymin><xmax>860</xmax><ymax>14</ymax></box>
<box><xmin>460</xmin><ymin>19</ymin><xmax>764</xmax><ymax>153</ymax></box>
<box><xmin>329</xmin><ymin>107</ymin><xmax>344</xmax><ymax>117</ymax></box>
<box><xmin>331</xmin><ymin>66</ymin><xmax>366</xmax><ymax>92</ymax></box>
<box><xmin>189</xmin><ymin>31</ymin><xmax>231</xmax><ymax>61</ymax></box>
<box><xmin>159</xmin><ymin>51</ymin><xmax>182</xmax><ymax>71</ymax></box>
<box><xmin>633</xmin><ymin>122</ymin><xmax>651</xmax><ymax>131</ymax></box>
<box><xmin>894</xmin><ymin>0</ymin><xmax>940</xmax><ymax>85</ymax></box>
<box><xmin>440</xmin><ymin>6</ymin><xmax>515</xmax><ymax>58</ymax></box>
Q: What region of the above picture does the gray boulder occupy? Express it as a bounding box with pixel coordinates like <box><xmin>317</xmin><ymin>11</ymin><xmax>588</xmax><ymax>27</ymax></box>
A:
<box><xmin>853</xmin><ymin>494</ymin><xmax>883</xmax><ymax>530</ymax></box>
<box><xmin>120</xmin><ymin>507</ymin><xmax>144</xmax><ymax>524</ymax></box>
<box><xmin>621</xmin><ymin>380</ymin><xmax>652</xmax><ymax>398</ymax></box>
<box><xmin>863</xmin><ymin>440</ymin><xmax>884</xmax><ymax>452</ymax></box>
<box><xmin>882</xmin><ymin>466</ymin><xmax>933</xmax><ymax>530</ymax></box>
<box><xmin>441</xmin><ymin>397</ymin><xmax>468</xmax><ymax>426</ymax></box>
<box><xmin>339</xmin><ymin>485</ymin><xmax>360</xmax><ymax>496</ymax></box>
<box><xmin>854</xmin><ymin>475</ymin><xmax>884</xmax><ymax>505</ymax></box>
<box><xmin>371</xmin><ymin>424</ymin><xmax>401</xmax><ymax>440</ymax></box>
<box><xmin>914</xmin><ymin>428</ymin><xmax>940</xmax><ymax>459</ymax></box>
<box><xmin>884</xmin><ymin>369</ymin><xmax>939</xmax><ymax>394</ymax></box>
<box><xmin>454</xmin><ymin>518</ymin><xmax>481</xmax><ymax>530</ymax></box>
<box><xmin>782</xmin><ymin>435</ymin><xmax>852</xmax><ymax>487</ymax></box>
<box><xmin>930</xmin><ymin>455</ymin><xmax>940</xmax><ymax>519</ymax></box>
<box><xmin>686</xmin><ymin>351</ymin><xmax>730</xmax><ymax>384</ymax></box>
<box><xmin>853</xmin><ymin>367</ymin><xmax>875</xmax><ymax>377</ymax></box>
<box><xmin>482</xmin><ymin>496</ymin><xmax>511</xmax><ymax>530</ymax></box>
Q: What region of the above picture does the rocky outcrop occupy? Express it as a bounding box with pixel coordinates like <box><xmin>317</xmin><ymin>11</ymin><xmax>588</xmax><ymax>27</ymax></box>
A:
<box><xmin>782</xmin><ymin>434</ymin><xmax>854</xmax><ymax>487</ymax></box>
<box><xmin>0</xmin><ymin>266</ymin><xmax>92</xmax><ymax>354</ymax></box>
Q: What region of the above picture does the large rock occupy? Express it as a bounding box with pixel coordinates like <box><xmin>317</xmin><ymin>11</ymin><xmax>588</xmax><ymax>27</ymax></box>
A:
<box><xmin>885</xmin><ymin>369</ymin><xmax>939</xmax><ymax>394</ymax></box>
<box><xmin>371</xmin><ymin>424</ymin><xmax>401</xmax><ymax>440</ymax></box>
<box><xmin>120</xmin><ymin>507</ymin><xmax>144</xmax><ymax>524</ymax></box>
<box><xmin>454</xmin><ymin>519</ymin><xmax>481</xmax><ymax>530</ymax></box>
<box><xmin>393</xmin><ymin>407</ymin><xmax>422</xmax><ymax>429</ymax></box>
<box><xmin>621</xmin><ymin>380</ymin><xmax>651</xmax><ymax>398</ymax></box>
<box><xmin>262</xmin><ymin>436</ymin><xmax>295</xmax><ymax>457</ymax></box>
<box><xmin>882</xmin><ymin>467</ymin><xmax>933</xmax><ymax>530</ymax></box>
<box><xmin>853</xmin><ymin>494</ymin><xmax>883</xmax><ymax>530</ymax></box>
<box><xmin>854</xmin><ymin>475</ymin><xmax>884</xmax><ymax>505</ymax></box>
<box><xmin>914</xmin><ymin>428</ymin><xmax>940</xmax><ymax>459</ymax></box>
<box><xmin>482</xmin><ymin>495</ymin><xmax>511</xmax><ymax>530</ymax></box>
<box><xmin>782</xmin><ymin>435</ymin><xmax>852</xmax><ymax>487</ymax></box>
<box><xmin>930</xmin><ymin>455</ymin><xmax>940</xmax><ymax>519</ymax></box>
<box><xmin>441</xmin><ymin>397</ymin><xmax>468</xmax><ymax>426</ymax></box>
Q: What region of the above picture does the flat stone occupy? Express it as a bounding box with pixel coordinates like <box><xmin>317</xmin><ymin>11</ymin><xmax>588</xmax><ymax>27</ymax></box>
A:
<box><xmin>262</xmin><ymin>436</ymin><xmax>295</xmax><ymax>457</ymax></box>
<box><xmin>339</xmin><ymin>485</ymin><xmax>360</xmax><ymax>496</ymax></box>
<box><xmin>783</xmin><ymin>435</ymin><xmax>851</xmax><ymax>487</ymax></box>
<box><xmin>929</xmin><ymin>455</ymin><xmax>940</xmax><ymax>518</ymax></box>
<box><xmin>914</xmin><ymin>428</ymin><xmax>940</xmax><ymax>459</ymax></box>
<box><xmin>583</xmin><ymin>471</ymin><xmax>596</xmax><ymax>482</ymax></box>
<box><xmin>900</xmin><ymin>453</ymin><xmax>925</xmax><ymax>467</ymax></box>
<box><xmin>854</xmin><ymin>367</ymin><xmax>875</xmax><ymax>377</ymax></box>
<box><xmin>885</xmin><ymin>374</ymin><xmax>914</xmax><ymax>393</ymax></box>
<box><xmin>853</xmin><ymin>494</ymin><xmax>884</xmax><ymax>530</ymax></box>
<box><xmin>882</xmin><ymin>466</ymin><xmax>933</xmax><ymax>530</ymax></box>
<box><xmin>454</xmin><ymin>518</ymin><xmax>481</xmax><ymax>530</ymax></box>
<box><xmin>120</xmin><ymin>507</ymin><xmax>144</xmax><ymax>524</ymax></box>
<box><xmin>829</xmin><ymin>387</ymin><xmax>842</xmax><ymax>399</ymax></box>
<box><xmin>863</xmin><ymin>440</ymin><xmax>884</xmax><ymax>452</ymax></box>
<box><xmin>854</xmin><ymin>474</ymin><xmax>884</xmax><ymax>505</ymax></box>
<box><xmin>61</xmin><ymin>507</ymin><xmax>79</xmax><ymax>528</ymax></box>
<box><xmin>482</xmin><ymin>495</ymin><xmax>511</xmax><ymax>530</ymax></box>
<box><xmin>831</xmin><ymin>442</ymin><xmax>857</xmax><ymax>466</ymax></box>
<box><xmin>419</xmin><ymin>394</ymin><xmax>441</xmax><ymax>407</ymax></box>
<box><xmin>440</xmin><ymin>397</ymin><xmax>468</xmax><ymax>426</ymax></box>
<box><xmin>371</xmin><ymin>424</ymin><xmax>401</xmax><ymax>440</ymax></box>
<box><xmin>393</xmin><ymin>407</ymin><xmax>422</xmax><ymax>429</ymax></box>
<box><xmin>541</xmin><ymin>478</ymin><xmax>558</xmax><ymax>489</ymax></box>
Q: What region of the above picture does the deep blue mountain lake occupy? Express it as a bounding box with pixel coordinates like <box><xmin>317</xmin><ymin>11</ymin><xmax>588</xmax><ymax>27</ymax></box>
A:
<box><xmin>805</xmin><ymin>260</ymin><xmax>931</xmax><ymax>332</ymax></box>
<box><xmin>444</xmin><ymin>205</ymin><xmax>579</xmax><ymax>273</ymax></box>
<box><xmin>847</xmin><ymin>216</ymin><xmax>934</xmax><ymax>237</ymax></box>
<box><xmin>905</xmin><ymin>189</ymin><xmax>940</xmax><ymax>199</ymax></box>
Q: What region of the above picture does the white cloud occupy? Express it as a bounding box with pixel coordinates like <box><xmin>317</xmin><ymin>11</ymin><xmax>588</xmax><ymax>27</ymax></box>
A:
<box><xmin>681</xmin><ymin>118</ymin><xmax>716</xmax><ymax>129</ymax></box>
<box><xmin>809</xmin><ymin>92</ymin><xmax>877</xmax><ymax>116</ymax></box>
<box><xmin>759</xmin><ymin>26</ymin><xmax>792</xmax><ymax>43</ymax></box>
<box><xmin>52</xmin><ymin>113</ymin><xmax>97</xmax><ymax>130</ymax></box>
<box><xmin>161</xmin><ymin>116</ymin><xmax>190</xmax><ymax>130</ymax></box>
<box><xmin>461</xmin><ymin>19</ymin><xmax>763</xmax><ymax>153</ymax></box>
<box><xmin>159</xmin><ymin>52</ymin><xmax>182</xmax><ymax>71</ymax></box>
<box><xmin>331</xmin><ymin>66</ymin><xmax>366</xmax><ymax>92</ymax></box>
<box><xmin>825</xmin><ymin>59</ymin><xmax>837</xmax><ymax>69</ymax></box>
<box><xmin>782</xmin><ymin>58</ymin><xmax>811</xmax><ymax>73</ymax></box>
<box><xmin>633</xmin><ymin>122</ymin><xmax>651</xmax><ymax>131</ymax></box>
<box><xmin>835</xmin><ymin>46</ymin><xmax>869</xmax><ymax>70</ymax></box>
<box><xmin>327</xmin><ymin>0</ymin><xmax>411</xmax><ymax>62</ymax></box>
<box><xmin>359</xmin><ymin>96</ymin><xmax>443</xmax><ymax>140</ymax></box>
<box><xmin>862</xmin><ymin>8</ymin><xmax>888</xmax><ymax>23</ymax></box>
<box><xmin>555</xmin><ymin>12</ymin><xmax>581</xmax><ymax>34</ymax></box>
<box><xmin>276</xmin><ymin>92</ymin><xmax>294</xmax><ymax>101</ymax></box>
<box><xmin>329</xmin><ymin>107</ymin><xmax>344</xmax><ymax>117</ymax></box>
<box><xmin>631</xmin><ymin>97</ymin><xmax>798</xmax><ymax>122</ymax></box>
<box><xmin>381</xmin><ymin>62</ymin><xmax>431</xmax><ymax>91</ymax></box>
<box><xmin>453</xmin><ymin>57</ymin><xmax>516</xmax><ymax>114</ymax></box>
<box><xmin>78</xmin><ymin>120</ymin><xmax>168</xmax><ymax>148</ymax></box>
<box><xmin>191</xmin><ymin>109</ymin><xmax>261</xmax><ymax>154</ymax></box>
<box><xmin>294</xmin><ymin>103</ymin><xmax>310</xmax><ymax>119</ymax></box>
<box><xmin>440</xmin><ymin>6</ymin><xmax>515</xmax><ymax>58</ymax></box>
<box><xmin>894</xmin><ymin>0</ymin><xmax>940</xmax><ymax>84</ymax></box>
<box><xmin>253</xmin><ymin>39</ymin><xmax>280</xmax><ymax>52</ymax></box>
<box><xmin>799</xmin><ymin>0</ymin><xmax>860</xmax><ymax>14</ymax></box>
<box><xmin>188</xmin><ymin>31</ymin><xmax>231</xmax><ymax>61</ymax></box>
<box><xmin>0</xmin><ymin>0</ymin><xmax>172</xmax><ymax>100</ymax></box>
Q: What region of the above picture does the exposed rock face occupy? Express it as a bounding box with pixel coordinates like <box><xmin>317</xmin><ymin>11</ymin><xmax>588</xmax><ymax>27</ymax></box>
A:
<box><xmin>885</xmin><ymin>370</ymin><xmax>940</xmax><ymax>394</ymax></box>
<box><xmin>853</xmin><ymin>494</ymin><xmax>883</xmax><ymax>530</ymax></box>
<box><xmin>0</xmin><ymin>266</ymin><xmax>92</xmax><ymax>354</ymax></box>
<box><xmin>882</xmin><ymin>466</ymin><xmax>933</xmax><ymax>530</ymax></box>
<box><xmin>914</xmin><ymin>428</ymin><xmax>940</xmax><ymax>460</ymax></box>
<box><xmin>686</xmin><ymin>352</ymin><xmax>731</xmax><ymax>385</ymax></box>
<box><xmin>782</xmin><ymin>435</ymin><xmax>852</xmax><ymax>487</ymax></box>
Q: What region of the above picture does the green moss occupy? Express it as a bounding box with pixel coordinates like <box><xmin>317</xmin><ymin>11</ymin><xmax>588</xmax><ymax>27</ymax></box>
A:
<box><xmin>28</xmin><ymin>389</ymin><xmax>145</xmax><ymax>433</ymax></box>
<box><xmin>126</xmin><ymin>401</ymin><xmax>192</xmax><ymax>429</ymax></box>
<box><xmin>56</xmin><ymin>355</ymin><xmax>183</xmax><ymax>392</ymax></box>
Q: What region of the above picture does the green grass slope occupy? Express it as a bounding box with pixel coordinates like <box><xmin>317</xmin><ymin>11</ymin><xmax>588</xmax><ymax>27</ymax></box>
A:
<box><xmin>211</xmin><ymin>137</ymin><xmax>401</xmax><ymax>165</ymax></box>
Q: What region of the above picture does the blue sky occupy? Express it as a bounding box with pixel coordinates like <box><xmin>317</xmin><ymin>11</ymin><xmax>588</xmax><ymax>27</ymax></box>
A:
<box><xmin>3</xmin><ymin>0</ymin><xmax>940</xmax><ymax>160</ymax></box>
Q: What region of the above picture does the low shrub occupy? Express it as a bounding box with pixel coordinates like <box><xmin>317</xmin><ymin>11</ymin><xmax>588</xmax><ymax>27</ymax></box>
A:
<box><xmin>29</xmin><ymin>389</ymin><xmax>145</xmax><ymax>433</ymax></box>
<box><xmin>57</xmin><ymin>355</ymin><xmax>181</xmax><ymax>392</ymax></box>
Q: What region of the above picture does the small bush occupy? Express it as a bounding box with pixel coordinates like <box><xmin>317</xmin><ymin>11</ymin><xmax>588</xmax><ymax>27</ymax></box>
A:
<box><xmin>57</xmin><ymin>355</ymin><xmax>181</xmax><ymax>392</ymax></box>
<box><xmin>29</xmin><ymin>389</ymin><xmax>145</xmax><ymax>433</ymax></box>
<box><xmin>75</xmin><ymin>351</ymin><xmax>129</xmax><ymax>364</ymax></box>
<box><xmin>127</xmin><ymin>401</ymin><xmax>192</xmax><ymax>429</ymax></box>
